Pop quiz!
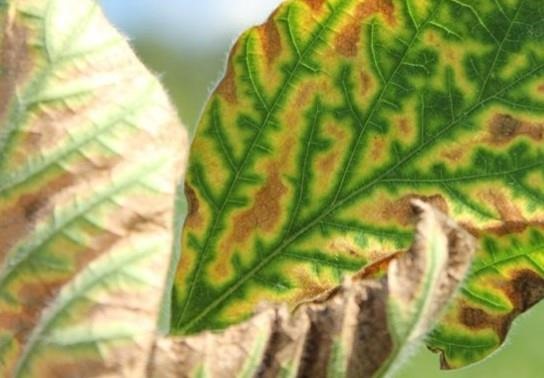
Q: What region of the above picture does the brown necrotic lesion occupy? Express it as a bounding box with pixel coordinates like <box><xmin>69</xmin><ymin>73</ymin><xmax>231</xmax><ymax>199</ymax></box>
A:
<box><xmin>488</xmin><ymin>113</ymin><xmax>544</xmax><ymax>145</ymax></box>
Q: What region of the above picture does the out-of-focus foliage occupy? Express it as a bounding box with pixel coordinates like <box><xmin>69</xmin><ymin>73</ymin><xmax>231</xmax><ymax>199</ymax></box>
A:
<box><xmin>0</xmin><ymin>0</ymin><xmax>187</xmax><ymax>376</ymax></box>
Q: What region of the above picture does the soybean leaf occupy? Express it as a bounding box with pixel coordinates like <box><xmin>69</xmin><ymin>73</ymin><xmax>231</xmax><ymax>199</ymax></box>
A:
<box><xmin>0</xmin><ymin>0</ymin><xmax>187</xmax><ymax>376</ymax></box>
<box><xmin>429</xmin><ymin>226</ymin><xmax>544</xmax><ymax>368</ymax></box>
<box><xmin>172</xmin><ymin>0</ymin><xmax>544</xmax><ymax>369</ymax></box>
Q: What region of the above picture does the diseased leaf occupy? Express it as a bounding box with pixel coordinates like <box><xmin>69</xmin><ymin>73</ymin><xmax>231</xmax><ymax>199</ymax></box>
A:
<box><xmin>154</xmin><ymin>202</ymin><xmax>475</xmax><ymax>378</ymax></box>
<box><xmin>173</xmin><ymin>0</ymin><xmax>543</xmax><ymax>333</ymax></box>
<box><xmin>428</xmin><ymin>226</ymin><xmax>544</xmax><ymax>368</ymax></box>
<box><xmin>172</xmin><ymin>0</ymin><xmax>544</xmax><ymax>367</ymax></box>
<box><xmin>0</xmin><ymin>0</ymin><xmax>188</xmax><ymax>376</ymax></box>
<box><xmin>350</xmin><ymin>223</ymin><xmax>544</xmax><ymax>369</ymax></box>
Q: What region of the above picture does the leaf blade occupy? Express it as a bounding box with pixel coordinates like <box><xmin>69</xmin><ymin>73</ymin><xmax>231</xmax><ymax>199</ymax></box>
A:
<box><xmin>0</xmin><ymin>0</ymin><xmax>188</xmax><ymax>375</ymax></box>
<box><xmin>174</xmin><ymin>0</ymin><xmax>544</xmax><ymax>344</ymax></box>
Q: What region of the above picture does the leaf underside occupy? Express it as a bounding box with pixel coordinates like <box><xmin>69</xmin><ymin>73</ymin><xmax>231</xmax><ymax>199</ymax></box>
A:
<box><xmin>172</xmin><ymin>0</ymin><xmax>544</xmax><ymax>369</ymax></box>
<box><xmin>0</xmin><ymin>0</ymin><xmax>187</xmax><ymax>376</ymax></box>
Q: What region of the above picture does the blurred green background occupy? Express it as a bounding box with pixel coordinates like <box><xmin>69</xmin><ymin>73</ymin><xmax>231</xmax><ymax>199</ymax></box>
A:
<box><xmin>98</xmin><ymin>1</ymin><xmax>543</xmax><ymax>376</ymax></box>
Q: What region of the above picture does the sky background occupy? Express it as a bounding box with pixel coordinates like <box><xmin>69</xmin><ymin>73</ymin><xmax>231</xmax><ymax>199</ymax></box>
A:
<box><xmin>97</xmin><ymin>2</ymin><xmax>544</xmax><ymax>377</ymax></box>
<box><xmin>99</xmin><ymin>0</ymin><xmax>284</xmax><ymax>128</ymax></box>
<box><xmin>100</xmin><ymin>0</ymin><xmax>282</xmax><ymax>51</ymax></box>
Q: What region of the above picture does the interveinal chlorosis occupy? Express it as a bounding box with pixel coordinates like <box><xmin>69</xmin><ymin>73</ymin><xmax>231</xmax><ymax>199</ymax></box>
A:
<box><xmin>172</xmin><ymin>0</ymin><xmax>544</xmax><ymax>369</ymax></box>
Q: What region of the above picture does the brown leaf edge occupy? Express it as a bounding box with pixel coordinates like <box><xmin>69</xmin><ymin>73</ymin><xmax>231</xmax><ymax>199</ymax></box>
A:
<box><xmin>148</xmin><ymin>201</ymin><xmax>475</xmax><ymax>378</ymax></box>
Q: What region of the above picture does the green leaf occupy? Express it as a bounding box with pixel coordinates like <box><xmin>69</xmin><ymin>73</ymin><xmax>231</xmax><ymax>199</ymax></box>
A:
<box><xmin>172</xmin><ymin>0</ymin><xmax>544</xmax><ymax>366</ymax></box>
<box><xmin>0</xmin><ymin>0</ymin><xmax>187</xmax><ymax>376</ymax></box>
<box><xmin>155</xmin><ymin>202</ymin><xmax>475</xmax><ymax>377</ymax></box>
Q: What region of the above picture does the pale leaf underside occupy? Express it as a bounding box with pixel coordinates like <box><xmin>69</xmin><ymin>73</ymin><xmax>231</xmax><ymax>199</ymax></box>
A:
<box><xmin>0</xmin><ymin>0</ymin><xmax>188</xmax><ymax>376</ymax></box>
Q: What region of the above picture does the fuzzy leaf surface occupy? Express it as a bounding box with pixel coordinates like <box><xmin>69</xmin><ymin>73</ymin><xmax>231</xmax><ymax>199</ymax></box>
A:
<box><xmin>0</xmin><ymin>0</ymin><xmax>188</xmax><ymax>376</ymax></box>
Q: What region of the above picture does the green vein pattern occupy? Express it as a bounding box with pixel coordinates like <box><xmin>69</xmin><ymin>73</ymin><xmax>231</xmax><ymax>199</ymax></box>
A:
<box><xmin>173</xmin><ymin>0</ymin><xmax>544</xmax><ymax>368</ymax></box>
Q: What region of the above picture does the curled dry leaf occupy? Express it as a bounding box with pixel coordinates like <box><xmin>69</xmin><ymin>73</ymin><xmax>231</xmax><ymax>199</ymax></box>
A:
<box><xmin>0</xmin><ymin>0</ymin><xmax>188</xmax><ymax>376</ymax></box>
<box><xmin>151</xmin><ymin>201</ymin><xmax>475</xmax><ymax>378</ymax></box>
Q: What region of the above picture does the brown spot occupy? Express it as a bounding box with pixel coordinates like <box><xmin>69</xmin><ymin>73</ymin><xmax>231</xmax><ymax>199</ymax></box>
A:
<box><xmin>292</xmin><ymin>273</ymin><xmax>331</xmax><ymax>304</ymax></box>
<box><xmin>223</xmin><ymin>164</ymin><xmax>287</xmax><ymax>249</ymax></box>
<box><xmin>427</xmin><ymin>32</ymin><xmax>438</xmax><ymax>44</ymax></box>
<box><xmin>538</xmin><ymin>84</ymin><xmax>544</xmax><ymax>93</ymax></box>
<box><xmin>294</xmin><ymin>83</ymin><xmax>314</xmax><ymax>108</ymax></box>
<box><xmin>0</xmin><ymin>164</ymin><xmax>154</xmax><ymax>356</ymax></box>
<box><xmin>0</xmin><ymin>228</ymin><xmax>122</xmax><ymax>352</ymax></box>
<box><xmin>216</xmin><ymin>43</ymin><xmax>240</xmax><ymax>104</ymax></box>
<box><xmin>370</xmin><ymin>136</ymin><xmax>385</xmax><ymax>160</ymax></box>
<box><xmin>354</xmin><ymin>251</ymin><xmax>401</xmax><ymax>280</ymax></box>
<box><xmin>258</xmin><ymin>16</ymin><xmax>282</xmax><ymax>64</ymax></box>
<box><xmin>463</xmin><ymin>220</ymin><xmax>544</xmax><ymax>238</ymax></box>
<box><xmin>360</xmin><ymin>70</ymin><xmax>372</xmax><ymax>96</ymax></box>
<box><xmin>460</xmin><ymin>306</ymin><xmax>509</xmax><ymax>340</ymax></box>
<box><xmin>483</xmin><ymin>221</ymin><xmax>526</xmax><ymax>236</ymax></box>
<box><xmin>184</xmin><ymin>185</ymin><xmax>203</xmax><ymax>229</ymax></box>
<box><xmin>286</xmin><ymin>83</ymin><xmax>315</xmax><ymax>125</ymax></box>
<box><xmin>335</xmin><ymin>20</ymin><xmax>362</xmax><ymax>57</ymax></box>
<box><xmin>0</xmin><ymin>171</ymin><xmax>75</xmax><ymax>259</ymax></box>
<box><xmin>21</xmin><ymin>195</ymin><xmax>47</xmax><ymax>222</ymax></box>
<box><xmin>359</xmin><ymin>0</ymin><xmax>396</xmax><ymax>25</ymax></box>
<box><xmin>0</xmin><ymin>15</ymin><xmax>32</xmax><ymax>123</ymax></box>
<box><xmin>460</xmin><ymin>306</ymin><xmax>492</xmax><ymax>328</ymax></box>
<box><xmin>335</xmin><ymin>1</ymin><xmax>395</xmax><ymax>57</ymax></box>
<box><xmin>505</xmin><ymin>269</ymin><xmax>544</xmax><ymax>313</ymax></box>
<box><xmin>445</xmin><ymin>48</ymin><xmax>456</xmax><ymax>62</ymax></box>
<box><xmin>0</xmin><ymin>278</ymin><xmax>60</xmax><ymax>343</ymax></box>
<box><xmin>325</xmin><ymin>122</ymin><xmax>347</xmax><ymax>142</ymax></box>
<box><xmin>441</xmin><ymin>147</ymin><xmax>464</xmax><ymax>162</ymax></box>
<box><xmin>382</xmin><ymin>194</ymin><xmax>448</xmax><ymax>226</ymax></box>
<box><xmin>302</xmin><ymin>0</ymin><xmax>325</xmax><ymax>11</ymax></box>
<box><xmin>124</xmin><ymin>209</ymin><xmax>167</xmax><ymax>232</ymax></box>
<box><xmin>482</xmin><ymin>189</ymin><xmax>524</xmax><ymax>222</ymax></box>
<box><xmin>19</xmin><ymin>131</ymin><xmax>42</xmax><ymax>151</ymax></box>
<box><xmin>398</xmin><ymin>117</ymin><xmax>410</xmax><ymax>136</ymax></box>
<box><xmin>318</xmin><ymin>150</ymin><xmax>338</xmax><ymax>172</ymax></box>
<box><xmin>216</xmin><ymin>141</ymin><xmax>293</xmax><ymax>278</ymax></box>
<box><xmin>489</xmin><ymin>113</ymin><xmax>544</xmax><ymax>145</ymax></box>
<box><xmin>490</xmin><ymin>114</ymin><xmax>519</xmax><ymax>142</ymax></box>
<box><xmin>216</xmin><ymin>64</ymin><xmax>237</xmax><ymax>104</ymax></box>
<box><xmin>329</xmin><ymin>238</ymin><xmax>360</xmax><ymax>257</ymax></box>
<box><xmin>459</xmin><ymin>270</ymin><xmax>544</xmax><ymax>343</ymax></box>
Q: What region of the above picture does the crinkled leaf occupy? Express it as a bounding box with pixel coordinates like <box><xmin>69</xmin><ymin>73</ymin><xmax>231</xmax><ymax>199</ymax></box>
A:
<box><xmin>0</xmin><ymin>0</ymin><xmax>188</xmax><ymax>376</ymax></box>
<box><xmin>154</xmin><ymin>202</ymin><xmax>475</xmax><ymax>378</ymax></box>
<box><xmin>173</xmin><ymin>0</ymin><xmax>544</xmax><ymax>345</ymax></box>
